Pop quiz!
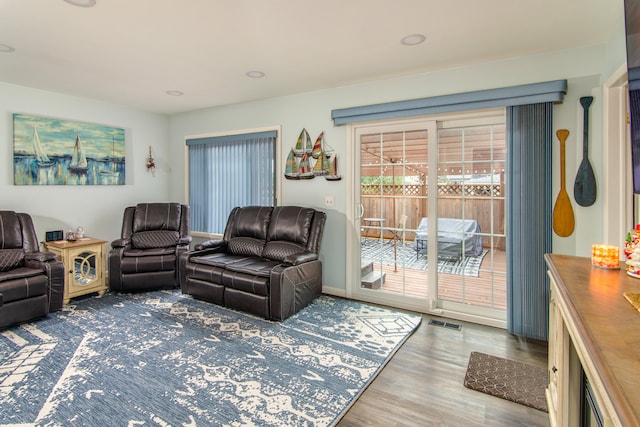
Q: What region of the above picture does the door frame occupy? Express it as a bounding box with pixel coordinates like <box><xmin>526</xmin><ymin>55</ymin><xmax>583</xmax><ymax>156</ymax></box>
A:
<box><xmin>345</xmin><ymin>113</ymin><xmax>508</xmax><ymax>328</ymax></box>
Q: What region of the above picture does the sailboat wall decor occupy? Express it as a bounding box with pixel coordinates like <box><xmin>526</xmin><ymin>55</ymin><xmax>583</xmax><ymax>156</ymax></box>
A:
<box><xmin>284</xmin><ymin>128</ymin><xmax>341</xmax><ymax>182</ymax></box>
<box><xmin>293</xmin><ymin>128</ymin><xmax>313</xmax><ymax>157</ymax></box>
<box><xmin>298</xmin><ymin>153</ymin><xmax>315</xmax><ymax>179</ymax></box>
<box><xmin>13</xmin><ymin>113</ymin><xmax>126</xmax><ymax>185</ymax></box>
<box><xmin>325</xmin><ymin>154</ymin><xmax>342</xmax><ymax>181</ymax></box>
<box><xmin>284</xmin><ymin>149</ymin><xmax>300</xmax><ymax>180</ymax></box>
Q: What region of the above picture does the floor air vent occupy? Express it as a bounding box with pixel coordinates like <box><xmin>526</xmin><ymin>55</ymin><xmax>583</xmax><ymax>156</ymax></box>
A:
<box><xmin>428</xmin><ymin>319</ymin><xmax>462</xmax><ymax>331</ymax></box>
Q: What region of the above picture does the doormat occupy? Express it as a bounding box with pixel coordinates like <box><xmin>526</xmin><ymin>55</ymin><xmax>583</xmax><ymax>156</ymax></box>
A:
<box><xmin>463</xmin><ymin>351</ymin><xmax>548</xmax><ymax>412</ymax></box>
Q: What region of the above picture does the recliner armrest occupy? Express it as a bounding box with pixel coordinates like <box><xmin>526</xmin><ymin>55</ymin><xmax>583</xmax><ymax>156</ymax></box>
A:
<box><xmin>195</xmin><ymin>239</ymin><xmax>227</xmax><ymax>251</ymax></box>
<box><xmin>111</xmin><ymin>238</ymin><xmax>131</xmax><ymax>248</ymax></box>
<box><xmin>178</xmin><ymin>236</ymin><xmax>192</xmax><ymax>246</ymax></box>
<box><xmin>25</xmin><ymin>251</ymin><xmax>57</xmax><ymax>263</ymax></box>
<box><xmin>283</xmin><ymin>252</ymin><xmax>318</xmax><ymax>266</ymax></box>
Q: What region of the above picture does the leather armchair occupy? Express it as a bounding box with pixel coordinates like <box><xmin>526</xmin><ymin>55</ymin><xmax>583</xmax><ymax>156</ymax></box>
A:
<box><xmin>109</xmin><ymin>203</ymin><xmax>191</xmax><ymax>292</ymax></box>
<box><xmin>0</xmin><ymin>211</ymin><xmax>64</xmax><ymax>329</ymax></box>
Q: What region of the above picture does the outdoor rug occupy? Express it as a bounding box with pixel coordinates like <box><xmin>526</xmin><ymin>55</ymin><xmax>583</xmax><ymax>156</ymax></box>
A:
<box><xmin>0</xmin><ymin>290</ymin><xmax>421</xmax><ymax>426</ymax></box>
<box><xmin>463</xmin><ymin>351</ymin><xmax>548</xmax><ymax>412</ymax></box>
<box><xmin>361</xmin><ymin>238</ymin><xmax>488</xmax><ymax>277</ymax></box>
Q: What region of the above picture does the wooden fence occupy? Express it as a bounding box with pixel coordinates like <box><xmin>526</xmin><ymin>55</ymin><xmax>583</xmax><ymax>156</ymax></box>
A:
<box><xmin>361</xmin><ymin>183</ymin><xmax>506</xmax><ymax>250</ymax></box>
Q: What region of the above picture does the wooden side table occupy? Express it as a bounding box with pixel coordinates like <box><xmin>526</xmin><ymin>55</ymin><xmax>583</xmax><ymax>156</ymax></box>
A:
<box><xmin>44</xmin><ymin>237</ymin><xmax>108</xmax><ymax>304</ymax></box>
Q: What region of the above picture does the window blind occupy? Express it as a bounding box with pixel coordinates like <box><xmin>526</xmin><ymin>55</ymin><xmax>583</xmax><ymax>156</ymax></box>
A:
<box><xmin>186</xmin><ymin>131</ymin><xmax>276</xmax><ymax>234</ymax></box>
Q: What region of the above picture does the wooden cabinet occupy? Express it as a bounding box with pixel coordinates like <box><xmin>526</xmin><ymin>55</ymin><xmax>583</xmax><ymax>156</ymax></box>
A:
<box><xmin>44</xmin><ymin>237</ymin><xmax>108</xmax><ymax>304</ymax></box>
<box><xmin>545</xmin><ymin>254</ymin><xmax>640</xmax><ymax>427</ymax></box>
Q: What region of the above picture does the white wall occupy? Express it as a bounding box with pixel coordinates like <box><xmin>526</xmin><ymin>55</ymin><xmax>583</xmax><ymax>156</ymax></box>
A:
<box><xmin>169</xmin><ymin>43</ymin><xmax>625</xmax><ymax>292</ymax></box>
<box><xmin>1</xmin><ymin>82</ymin><xmax>173</xmax><ymax>244</ymax></box>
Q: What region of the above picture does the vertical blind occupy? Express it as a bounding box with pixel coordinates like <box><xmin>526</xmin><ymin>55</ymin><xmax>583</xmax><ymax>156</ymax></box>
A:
<box><xmin>186</xmin><ymin>131</ymin><xmax>276</xmax><ymax>234</ymax></box>
<box><xmin>506</xmin><ymin>103</ymin><xmax>553</xmax><ymax>340</ymax></box>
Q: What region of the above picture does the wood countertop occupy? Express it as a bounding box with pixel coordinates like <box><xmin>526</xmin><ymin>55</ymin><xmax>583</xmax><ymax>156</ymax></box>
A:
<box><xmin>545</xmin><ymin>253</ymin><xmax>640</xmax><ymax>427</ymax></box>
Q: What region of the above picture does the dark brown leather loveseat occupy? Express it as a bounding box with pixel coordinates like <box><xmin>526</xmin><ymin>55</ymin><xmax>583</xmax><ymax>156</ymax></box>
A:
<box><xmin>0</xmin><ymin>211</ymin><xmax>64</xmax><ymax>329</ymax></box>
<box><xmin>179</xmin><ymin>205</ymin><xmax>326</xmax><ymax>320</ymax></box>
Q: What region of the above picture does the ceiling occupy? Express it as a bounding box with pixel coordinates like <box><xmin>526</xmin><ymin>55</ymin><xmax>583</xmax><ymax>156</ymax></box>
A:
<box><xmin>0</xmin><ymin>0</ymin><xmax>623</xmax><ymax>115</ymax></box>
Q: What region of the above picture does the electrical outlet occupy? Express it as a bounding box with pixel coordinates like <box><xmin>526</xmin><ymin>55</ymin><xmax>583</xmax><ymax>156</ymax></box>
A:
<box><xmin>324</xmin><ymin>195</ymin><xmax>334</xmax><ymax>208</ymax></box>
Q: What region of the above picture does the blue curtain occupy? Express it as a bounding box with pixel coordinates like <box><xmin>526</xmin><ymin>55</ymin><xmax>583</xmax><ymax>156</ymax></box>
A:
<box><xmin>186</xmin><ymin>131</ymin><xmax>276</xmax><ymax>234</ymax></box>
<box><xmin>506</xmin><ymin>103</ymin><xmax>553</xmax><ymax>340</ymax></box>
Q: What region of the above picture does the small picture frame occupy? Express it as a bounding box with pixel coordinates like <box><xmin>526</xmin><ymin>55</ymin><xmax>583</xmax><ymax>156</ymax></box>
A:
<box><xmin>45</xmin><ymin>230</ymin><xmax>64</xmax><ymax>242</ymax></box>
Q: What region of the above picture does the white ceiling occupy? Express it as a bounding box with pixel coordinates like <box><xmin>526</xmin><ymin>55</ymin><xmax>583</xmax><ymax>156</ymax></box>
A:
<box><xmin>0</xmin><ymin>0</ymin><xmax>623</xmax><ymax>115</ymax></box>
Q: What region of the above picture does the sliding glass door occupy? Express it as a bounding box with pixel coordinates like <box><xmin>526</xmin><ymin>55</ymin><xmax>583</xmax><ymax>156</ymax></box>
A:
<box><xmin>348</xmin><ymin>112</ymin><xmax>507</xmax><ymax>325</ymax></box>
<box><xmin>434</xmin><ymin>120</ymin><xmax>506</xmax><ymax>322</ymax></box>
<box><xmin>357</xmin><ymin>122</ymin><xmax>430</xmax><ymax>311</ymax></box>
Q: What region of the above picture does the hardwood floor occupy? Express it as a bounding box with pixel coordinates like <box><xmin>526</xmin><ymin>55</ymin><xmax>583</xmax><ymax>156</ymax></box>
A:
<box><xmin>363</xmin><ymin>244</ymin><xmax>507</xmax><ymax>310</ymax></box>
<box><xmin>337</xmin><ymin>314</ymin><xmax>550</xmax><ymax>427</ymax></box>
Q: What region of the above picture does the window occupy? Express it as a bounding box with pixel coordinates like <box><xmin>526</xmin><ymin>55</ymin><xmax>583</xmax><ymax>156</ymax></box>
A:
<box><xmin>185</xmin><ymin>128</ymin><xmax>278</xmax><ymax>236</ymax></box>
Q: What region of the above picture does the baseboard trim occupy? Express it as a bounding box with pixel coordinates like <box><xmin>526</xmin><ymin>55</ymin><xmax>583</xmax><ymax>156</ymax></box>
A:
<box><xmin>322</xmin><ymin>286</ymin><xmax>346</xmax><ymax>298</ymax></box>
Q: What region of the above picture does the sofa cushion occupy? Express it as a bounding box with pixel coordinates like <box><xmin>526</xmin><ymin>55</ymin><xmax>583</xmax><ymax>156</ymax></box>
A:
<box><xmin>0</xmin><ymin>211</ymin><xmax>23</xmax><ymax>250</ymax></box>
<box><xmin>262</xmin><ymin>241</ymin><xmax>307</xmax><ymax>262</ymax></box>
<box><xmin>228</xmin><ymin>237</ymin><xmax>266</xmax><ymax>257</ymax></box>
<box><xmin>0</xmin><ymin>248</ymin><xmax>25</xmax><ymax>272</ymax></box>
<box><xmin>0</xmin><ymin>266</ymin><xmax>43</xmax><ymax>283</ymax></box>
<box><xmin>267</xmin><ymin>206</ymin><xmax>314</xmax><ymax>246</ymax></box>
<box><xmin>221</xmin><ymin>270</ymin><xmax>270</xmax><ymax>296</ymax></box>
<box><xmin>224</xmin><ymin>258</ymin><xmax>282</xmax><ymax>278</ymax></box>
<box><xmin>190</xmin><ymin>252</ymin><xmax>251</xmax><ymax>268</ymax></box>
<box><xmin>132</xmin><ymin>203</ymin><xmax>182</xmax><ymax>233</ymax></box>
<box><xmin>131</xmin><ymin>230</ymin><xmax>180</xmax><ymax>249</ymax></box>
<box><xmin>228</xmin><ymin>206</ymin><xmax>272</xmax><ymax>241</ymax></box>
<box><xmin>121</xmin><ymin>254</ymin><xmax>177</xmax><ymax>273</ymax></box>
<box><xmin>0</xmin><ymin>273</ymin><xmax>48</xmax><ymax>303</ymax></box>
<box><xmin>124</xmin><ymin>247</ymin><xmax>176</xmax><ymax>257</ymax></box>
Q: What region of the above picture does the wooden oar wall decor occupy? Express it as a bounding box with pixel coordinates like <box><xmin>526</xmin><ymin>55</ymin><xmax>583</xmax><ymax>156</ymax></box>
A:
<box><xmin>553</xmin><ymin>129</ymin><xmax>575</xmax><ymax>237</ymax></box>
<box><xmin>574</xmin><ymin>96</ymin><xmax>597</xmax><ymax>206</ymax></box>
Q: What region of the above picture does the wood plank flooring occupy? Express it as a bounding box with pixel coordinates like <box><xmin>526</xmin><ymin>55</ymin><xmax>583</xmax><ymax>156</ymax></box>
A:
<box><xmin>337</xmin><ymin>314</ymin><xmax>550</xmax><ymax>427</ymax></box>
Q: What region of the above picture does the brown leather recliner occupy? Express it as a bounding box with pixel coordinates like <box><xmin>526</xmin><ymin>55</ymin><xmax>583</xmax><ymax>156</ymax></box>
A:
<box><xmin>109</xmin><ymin>203</ymin><xmax>191</xmax><ymax>292</ymax></box>
<box><xmin>0</xmin><ymin>211</ymin><xmax>64</xmax><ymax>330</ymax></box>
<box><xmin>180</xmin><ymin>205</ymin><xmax>326</xmax><ymax>321</ymax></box>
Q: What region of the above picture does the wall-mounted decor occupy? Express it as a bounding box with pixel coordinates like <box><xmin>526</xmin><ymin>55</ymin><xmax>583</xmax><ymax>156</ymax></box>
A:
<box><xmin>13</xmin><ymin>113</ymin><xmax>125</xmax><ymax>185</ymax></box>
<box><xmin>284</xmin><ymin>128</ymin><xmax>341</xmax><ymax>181</ymax></box>
<box><xmin>146</xmin><ymin>145</ymin><xmax>156</xmax><ymax>176</ymax></box>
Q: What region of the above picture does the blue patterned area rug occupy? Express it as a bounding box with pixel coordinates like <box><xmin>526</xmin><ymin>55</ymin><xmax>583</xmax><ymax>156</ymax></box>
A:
<box><xmin>361</xmin><ymin>238</ymin><xmax>488</xmax><ymax>277</ymax></box>
<box><xmin>0</xmin><ymin>291</ymin><xmax>421</xmax><ymax>426</ymax></box>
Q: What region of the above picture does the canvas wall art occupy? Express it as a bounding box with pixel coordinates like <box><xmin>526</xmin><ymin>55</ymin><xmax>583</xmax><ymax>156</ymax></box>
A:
<box><xmin>13</xmin><ymin>113</ymin><xmax>125</xmax><ymax>185</ymax></box>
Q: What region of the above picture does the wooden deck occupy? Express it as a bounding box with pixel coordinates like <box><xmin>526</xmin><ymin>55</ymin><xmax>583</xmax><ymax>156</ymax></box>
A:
<box><xmin>363</xmin><ymin>248</ymin><xmax>507</xmax><ymax>310</ymax></box>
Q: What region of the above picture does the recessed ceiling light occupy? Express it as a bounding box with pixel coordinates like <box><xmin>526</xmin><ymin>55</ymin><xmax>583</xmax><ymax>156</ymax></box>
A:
<box><xmin>401</xmin><ymin>34</ymin><xmax>426</xmax><ymax>46</ymax></box>
<box><xmin>63</xmin><ymin>0</ymin><xmax>97</xmax><ymax>7</ymax></box>
<box><xmin>246</xmin><ymin>70</ymin><xmax>265</xmax><ymax>79</ymax></box>
<box><xmin>0</xmin><ymin>44</ymin><xmax>15</xmax><ymax>53</ymax></box>
<box><xmin>166</xmin><ymin>90</ymin><xmax>184</xmax><ymax>96</ymax></box>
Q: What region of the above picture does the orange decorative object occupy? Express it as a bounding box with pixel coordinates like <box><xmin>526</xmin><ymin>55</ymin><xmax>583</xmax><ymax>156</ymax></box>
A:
<box><xmin>591</xmin><ymin>244</ymin><xmax>620</xmax><ymax>269</ymax></box>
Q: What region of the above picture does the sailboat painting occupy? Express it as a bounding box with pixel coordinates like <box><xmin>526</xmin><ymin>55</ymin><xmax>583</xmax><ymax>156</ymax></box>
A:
<box><xmin>13</xmin><ymin>113</ymin><xmax>125</xmax><ymax>185</ymax></box>
<box><xmin>31</xmin><ymin>127</ymin><xmax>54</xmax><ymax>167</ymax></box>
